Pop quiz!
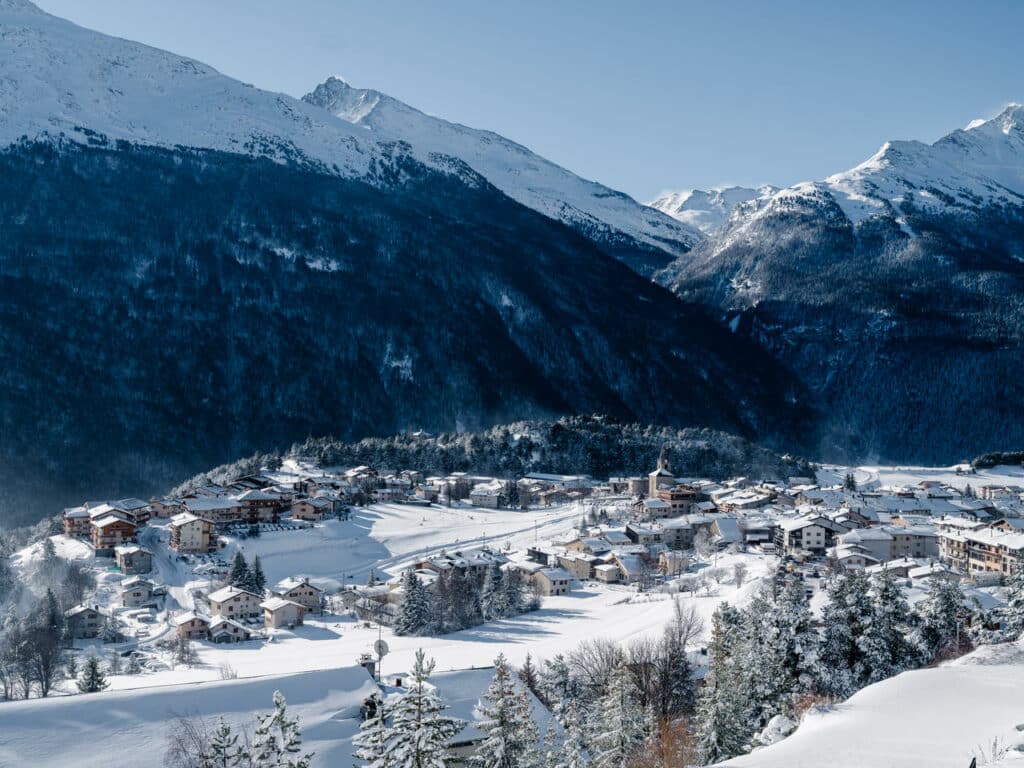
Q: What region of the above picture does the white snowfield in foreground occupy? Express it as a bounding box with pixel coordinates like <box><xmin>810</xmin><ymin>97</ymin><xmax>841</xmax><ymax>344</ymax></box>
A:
<box><xmin>0</xmin><ymin>665</ymin><xmax>379</xmax><ymax>768</ymax></box>
<box><xmin>722</xmin><ymin>642</ymin><xmax>1024</xmax><ymax>768</ymax></box>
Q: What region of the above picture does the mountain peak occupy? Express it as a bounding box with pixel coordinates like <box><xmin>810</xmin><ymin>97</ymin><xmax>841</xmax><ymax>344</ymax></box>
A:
<box><xmin>302</xmin><ymin>76</ymin><xmax>384</xmax><ymax>124</ymax></box>
<box><xmin>0</xmin><ymin>0</ymin><xmax>43</xmax><ymax>13</ymax></box>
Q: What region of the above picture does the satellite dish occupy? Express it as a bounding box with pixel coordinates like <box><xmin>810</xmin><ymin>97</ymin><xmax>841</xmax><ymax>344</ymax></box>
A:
<box><xmin>373</xmin><ymin>639</ymin><xmax>390</xmax><ymax>657</ymax></box>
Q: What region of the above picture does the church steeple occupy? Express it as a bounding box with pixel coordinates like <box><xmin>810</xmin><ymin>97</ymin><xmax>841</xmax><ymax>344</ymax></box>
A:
<box><xmin>657</xmin><ymin>443</ymin><xmax>671</xmax><ymax>473</ymax></box>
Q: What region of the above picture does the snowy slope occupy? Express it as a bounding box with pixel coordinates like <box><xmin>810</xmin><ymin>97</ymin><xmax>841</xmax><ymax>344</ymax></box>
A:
<box><xmin>648</xmin><ymin>185</ymin><xmax>777</xmax><ymax>235</ymax></box>
<box><xmin>303</xmin><ymin>76</ymin><xmax>704</xmax><ymax>259</ymax></box>
<box><xmin>0</xmin><ymin>666</ymin><xmax>379</xmax><ymax>767</ymax></box>
<box><xmin>0</xmin><ymin>0</ymin><xmax>458</xmax><ymax>181</ymax></box>
<box><xmin>720</xmin><ymin>641</ymin><xmax>1024</xmax><ymax>768</ymax></box>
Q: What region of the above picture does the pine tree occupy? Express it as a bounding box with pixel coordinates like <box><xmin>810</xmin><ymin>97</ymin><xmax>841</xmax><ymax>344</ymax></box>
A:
<box><xmin>76</xmin><ymin>655</ymin><xmax>108</xmax><ymax>693</ymax></box>
<box><xmin>816</xmin><ymin>571</ymin><xmax>872</xmax><ymax>698</ymax></box>
<box><xmin>518</xmin><ymin>653</ymin><xmax>541</xmax><ymax>704</ymax></box>
<box><xmin>694</xmin><ymin>604</ymin><xmax>749</xmax><ymax>764</ymax></box>
<box><xmin>396</xmin><ymin>570</ymin><xmax>433</xmax><ymax>636</ymax></box>
<box><xmin>859</xmin><ymin>570</ymin><xmax>920</xmax><ymax>685</ymax></box>
<box><xmin>353</xmin><ymin>695</ymin><xmax>394</xmax><ymax>768</ymax></box>
<box><xmin>202</xmin><ymin>717</ymin><xmax>243</xmax><ymax>767</ymax></box>
<box><xmin>656</xmin><ymin>599</ymin><xmax>696</xmax><ymax>718</ymax></box>
<box><xmin>387</xmin><ymin>649</ymin><xmax>464</xmax><ymax>768</ymax></box>
<box><xmin>251</xmin><ymin>690</ymin><xmax>314</xmax><ymax>767</ymax></box>
<box><xmin>228</xmin><ymin>552</ymin><xmax>250</xmax><ymax>589</ymax></box>
<box><xmin>481</xmin><ymin>562</ymin><xmax>506</xmax><ymax>621</ymax></box>
<box><xmin>913</xmin><ymin>577</ymin><xmax>965</xmax><ymax>661</ymax></box>
<box><xmin>471</xmin><ymin>654</ymin><xmax>540</xmax><ymax>768</ymax></box>
<box><xmin>551</xmin><ymin>699</ymin><xmax>588</xmax><ymax>768</ymax></box>
<box><xmin>589</xmin><ymin>659</ymin><xmax>647</xmax><ymax>768</ymax></box>
<box><xmin>501</xmin><ymin>569</ymin><xmax>525</xmax><ymax>618</ymax></box>
<box><xmin>1002</xmin><ymin>565</ymin><xmax>1024</xmax><ymax>639</ymax></box>
<box><xmin>538</xmin><ymin>654</ymin><xmax>576</xmax><ymax>724</ymax></box>
<box><xmin>250</xmin><ymin>556</ymin><xmax>267</xmax><ymax>595</ymax></box>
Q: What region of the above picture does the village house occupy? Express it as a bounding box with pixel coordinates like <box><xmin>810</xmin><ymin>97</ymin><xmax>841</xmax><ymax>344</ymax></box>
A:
<box><xmin>415</xmin><ymin>548</ymin><xmax>508</xmax><ymax>579</ymax></box>
<box><xmin>184</xmin><ymin>497</ymin><xmax>245</xmax><ymax>525</ymax></box>
<box><xmin>175</xmin><ymin>612</ymin><xmax>210</xmax><ymax>640</ymax></box>
<box><xmin>775</xmin><ymin>515</ymin><xmax>845</xmax><ymax>555</ymax></box>
<box><xmin>207</xmin><ymin>585</ymin><xmax>263</xmax><ymax>620</ymax></box>
<box><xmin>626</xmin><ymin>522</ymin><xmax>663</xmax><ymax>547</ymax></box>
<box><xmin>656</xmin><ymin>484</ymin><xmax>700</xmax><ymax>515</ymax></box>
<box><xmin>110</xmin><ymin>498</ymin><xmax>152</xmax><ymax>526</ymax></box>
<box><xmin>262</xmin><ymin>597</ymin><xmax>306</xmax><ymax>629</ymax></box>
<box><xmin>115</xmin><ymin>544</ymin><xmax>152</xmax><ymax>575</ymax></box>
<box><xmin>91</xmin><ymin>515</ymin><xmax>137</xmax><ymax>555</ymax></box>
<box><xmin>169</xmin><ymin>512</ymin><xmax>217</xmax><ymax>553</ymax></box>
<box><xmin>594</xmin><ymin>563</ymin><xmax>620</xmax><ymax>583</ymax></box>
<box><xmin>837</xmin><ymin>528</ymin><xmax>895</xmax><ymax>563</ymax></box>
<box><xmin>149</xmin><ymin>497</ymin><xmax>184</xmax><ymax>519</ymax></box>
<box><xmin>120</xmin><ymin>577</ymin><xmax>157</xmax><ymax>608</ymax></box>
<box><xmin>658</xmin><ymin>550</ymin><xmax>689</xmax><ymax>576</ymax></box>
<box><xmin>62</xmin><ymin>505</ymin><xmax>91</xmax><ymax>537</ymax></box>
<box><xmin>557</xmin><ymin>552</ymin><xmax>597</xmax><ymax>580</ymax></box>
<box><xmin>830</xmin><ymin>544</ymin><xmax>881</xmax><ymax>571</ymax></box>
<box><xmin>530</xmin><ymin>567</ymin><xmax>573</xmax><ymax>596</ymax></box>
<box><xmin>273</xmin><ymin>577</ymin><xmax>323</xmax><ymax>613</ymax></box>
<box><xmin>234</xmin><ymin>489</ymin><xmax>282</xmax><ymax>523</ymax></box>
<box><xmin>65</xmin><ymin>605</ymin><xmax>107</xmax><ymax>639</ymax></box>
<box><xmin>290</xmin><ymin>497</ymin><xmax>333</xmax><ymax>522</ymax></box>
<box><xmin>209</xmin><ymin>617</ymin><xmax>253</xmax><ymax>643</ymax></box>
<box><xmin>469</xmin><ymin>480</ymin><xmax>505</xmax><ymax>509</ymax></box>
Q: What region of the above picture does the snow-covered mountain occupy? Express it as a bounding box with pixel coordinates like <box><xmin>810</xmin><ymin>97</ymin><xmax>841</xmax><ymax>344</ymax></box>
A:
<box><xmin>648</xmin><ymin>185</ymin><xmax>777</xmax><ymax>235</ymax></box>
<box><xmin>664</xmin><ymin>105</ymin><xmax>1024</xmax><ymax>464</ymax></box>
<box><xmin>0</xmin><ymin>0</ymin><xmax>808</xmax><ymax>525</ymax></box>
<box><xmin>0</xmin><ymin>0</ymin><xmax>432</xmax><ymax>181</ymax></box>
<box><xmin>302</xmin><ymin>76</ymin><xmax>703</xmax><ymax>274</ymax></box>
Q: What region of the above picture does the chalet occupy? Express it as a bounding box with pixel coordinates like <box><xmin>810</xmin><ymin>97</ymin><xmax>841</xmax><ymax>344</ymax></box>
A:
<box><xmin>531</xmin><ymin>567</ymin><xmax>572</xmax><ymax>596</ymax></box>
<box><xmin>660</xmin><ymin>518</ymin><xmax>695</xmax><ymax>550</ymax></box>
<box><xmin>65</xmin><ymin>605</ymin><xmax>107</xmax><ymax>638</ymax></box>
<box><xmin>207</xmin><ymin>585</ymin><xmax>263</xmax><ymax>620</ymax></box>
<box><xmin>111</xmin><ymin>497</ymin><xmax>152</xmax><ymax>525</ymax></box>
<box><xmin>209</xmin><ymin>617</ymin><xmax>253</xmax><ymax>643</ymax></box>
<box><xmin>184</xmin><ymin>497</ymin><xmax>244</xmax><ymax>525</ymax></box>
<box><xmin>775</xmin><ymin>515</ymin><xmax>845</xmax><ymax>554</ymax></box>
<box><xmin>169</xmin><ymin>512</ymin><xmax>217</xmax><ymax>553</ymax></box>
<box><xmin>120</xmin><ymin>577</ymin><xmax>157</xmax><ymax>608</ymax></box>
<box><xmin>830</xmin><ymin>545</ymin><xmax>881</xmax><ymax>571</ymax></box>
<box><xmin>149</xmin><ymin>497</ymin><xmax>184</xmax><ymax>519</ymax></box>
<box><xmin>234</xmin><ymin>489</ymin><xmax>282</xmax><ymax>523</ymax></box>
<box><xmin>273</xmin><ymin>577</ymin><xmax>323</xmax><ymax>613</ymax></box>
<box><xmin>62</xmin><ymin>506</ymin><xmax>91</xmax><ymax>537</ymax></box>
<box><xmin>837</xmin><ymin>528</ymin><xmax>894</xmax><ymax>563</ymax></box>
<box><xmin>658</xmin><ymin>550</ymin><xmax>689</xmax><ymax>576</ymax></box>
<box><xmin>175</xmin><ymin>612</ymin><xmax>210</xmax><ymax>640</ymax></box>
<box><xmin>469</xmin><ymin>480</ymin><xmax>504</xmax><ymax>509</ymax></box>
<box><xmin>557</xmin><ymin>552</ymin><xmax>597</xmax><ymax>580</ymax></box>
<box><xmin>115</xmin><ymin>544</ymin><xmax>152</xmax><ymax>575</ymax></box>
<box><xmin>262</xmin><ymin>597</ymin><xmax>306</xmax><ymax>629</ymax></box>
<box><xmin>655</xmin><ymin>485</ymin><xmax>699</xmax><ymax>515</ymax></box>
<box><xmin>639</xmin><ymin>497</ymin><xmax>671</xmax><ymax>519</ymax></box>
<box><xmin>626</xmin><ymin>522</ymin><xmax>663</xmax><ymax>547</ymax></box>
<box><xmin>415</xmin><ymin>548</ymin><xmax>508</xmax><ymax>579</ymax></box>
<box><xmin>594</xmin><ymin>563</ymin><xmax>620</xmax><ymax>583</ymax></box>
<box><xmin>91</xmin><ymin>515</ymin><xmax>137</xmax><ymax>555</ymax></box>
<box><xmin>290</xmin><ymin>497</ymin><xmax>333</xmax><ymax>522</ymax></box>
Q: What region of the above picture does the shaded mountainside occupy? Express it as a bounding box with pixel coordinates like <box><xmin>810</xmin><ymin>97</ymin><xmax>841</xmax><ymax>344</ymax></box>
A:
<box><xmin>0</xmin><ymin>140</ymin><xmax>811</xmax><ymax>526</ymax></box>
<box><xmin>175</xmin><ymin>416</ymin><xmax>814</xmax><ymax>494</ymax></box>
<box><xmin>664</xmin><ymin>136</ymin><xmax>1024</xmax><ymax>464</ymax></box>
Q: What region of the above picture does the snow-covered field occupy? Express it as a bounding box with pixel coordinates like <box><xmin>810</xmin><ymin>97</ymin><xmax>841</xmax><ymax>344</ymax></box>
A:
<box><xmin>722</xmin><ymin>641</ymin><xmax>1024</xmax><ymax>768</ymax></box>
<box><xmin>816</xmin><ymin>463</ymin><xmax>1024</xmax><ymax>493</ymax></box>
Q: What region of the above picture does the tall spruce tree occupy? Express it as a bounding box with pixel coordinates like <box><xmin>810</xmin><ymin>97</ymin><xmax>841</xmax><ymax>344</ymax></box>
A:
<box><xmin>694</xmin><ymin>603</ymin><xmax>749</xmax><ymax>764</ymax></box>
<box><xmin>395</xmin><ymin>570</ymin><xmax>433</xmax><ymax>637</ymax></box>
<box><xmin>201</xmin><ymin>717</ymin><xmax>243</xmax><ymax>767</ymax></box>
<box><xmin>859</xmin><ymin>570</ymin><xmax>920</xmax><ymax>684</ymax></box>
<box><xmin>387</xmin><ymin>649</ymin><xmax>464</xmax><ymax>768</ymax></box>
<box><xmin>913</xmin><ymin>577</ymin><xmax>965</xmax><ymax>661</ymax></box>
<box><xmin>76</xmin><ymin>655</ymin><xmax>108</xmax><ymax>693</ymax></box>
<box><xmin>251</xmin><ymin>690</ymin><xmax>314</xmax><ymax>767</ymax></box>
<box><xmin>249</xmin><ymin>556</ymin><xmax>267</xmax><ymax>596</ymax></box>
<box><xmin>481</xmin><ymin>562</ymin><xmax>506</xmax><ymax>621</ymax></box>
<box><xmin>816</xmin><ymin>571</ymin><xmax>872</xmax><ymax>698</ymax></box>
<box><xmin>472</xmin><ymin>654</ymin><xmax>540</xmax><ymax>768</ymax></box>
<box><xmin>353</xmin><ymin>695</ymin><xmax>394</xmax><ymax>768</ymax></box>
<box><xmin>228</xmin><ymin>552</ymin><xmax>250</xmax><ymax>590</ymax></box>
<box><xmin>589</xmin><ymin>659</ymin><xmax>647</xmax><ymax>768</ymax></box>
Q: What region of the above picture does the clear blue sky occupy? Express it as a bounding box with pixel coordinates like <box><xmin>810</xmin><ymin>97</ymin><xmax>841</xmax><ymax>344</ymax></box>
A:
<box><xmin>34</xmin><ymin>0</ymin><xmax>1024</xmax><ymax>201</ymax></box>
